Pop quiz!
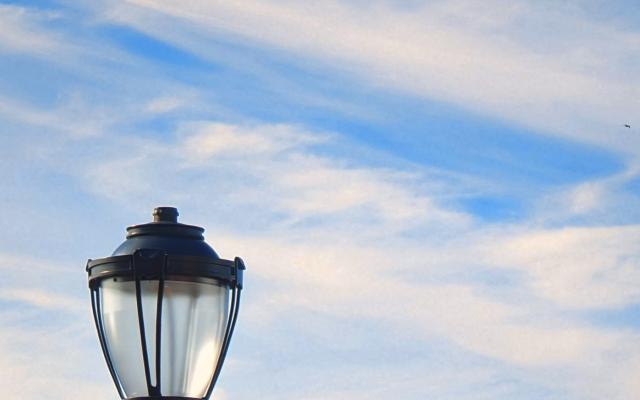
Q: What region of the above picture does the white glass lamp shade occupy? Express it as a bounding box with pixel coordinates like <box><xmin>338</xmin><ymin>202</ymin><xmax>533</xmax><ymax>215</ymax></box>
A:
<box><xmin>98</xmin><ymin>278</ymin><xmax>229</xmax><ymax>399</ymax></box>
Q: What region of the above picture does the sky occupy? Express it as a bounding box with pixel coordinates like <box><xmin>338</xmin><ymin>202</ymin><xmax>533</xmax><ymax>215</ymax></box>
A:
<box><xmin>0</xmin><ymin>0</ymin><xmax>639</xmax><ymax>399</ymax></box>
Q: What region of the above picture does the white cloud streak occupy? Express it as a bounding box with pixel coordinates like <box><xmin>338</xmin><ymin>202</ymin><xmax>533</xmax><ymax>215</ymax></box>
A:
<box><xmin>85</xmin><ymin>121</ymin><xmax>469</xmax><ymax>231</ymax></box>
<box><xmin>0</xmin><ymin>253</ymin><xmax>111</xmax><ymax>399</ymax></box>
<box><xmin>0</xmin><ymin>288</ymin><xmax>85</xmax><ymax>312</ymax></box>
<box><xmin>0</xmin><ymin>5</ymin><xmax>69</xmax><ymax>57</ymax></box>
<box><xmin>104</xmin><ymin>0</ymin><xmax>640</xmax><ymax>156</ymax></box>
<box><xmin>0</xmin><ymin>94</ymin><xmax>115</xmax><ymax>137</ymax></box>
<box><xmin>538</xmin><ymin>162</ymin><xmax>640</xmax><ymax>222</ymax></box>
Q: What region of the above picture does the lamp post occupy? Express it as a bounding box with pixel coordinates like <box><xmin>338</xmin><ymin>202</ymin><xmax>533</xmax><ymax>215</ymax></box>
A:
<box><xmin>86</xmin><ymin>207</ymin><xmax>245</xmax><ymax>400</ymax></box>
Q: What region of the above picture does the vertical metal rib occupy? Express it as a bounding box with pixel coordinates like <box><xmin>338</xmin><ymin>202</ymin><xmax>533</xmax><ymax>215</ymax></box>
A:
<box><xmin>135</xmin><ymin>277</ymin><xmax>159</xmax><ymax>396</ymax></box>
<box><xmin>204</xmin><ymin>286</ymin><xmax>242</xmax><ymax>399</ymax></box>
<box><xmin>154</xmin><ymin>256</ymin><xmax>166</xmax><ymax>394</ymax></box>
<box><xmin>92</xmin><ymin>287</ymin><xmax>125</xmax><ymax>399</ymax></box>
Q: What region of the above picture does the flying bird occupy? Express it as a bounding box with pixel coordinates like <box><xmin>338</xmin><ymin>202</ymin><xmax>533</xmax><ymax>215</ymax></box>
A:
<box><xmin>624</xmin><ymin>124</ymin><xmax>631</xmax><ymax>128</ymax></box>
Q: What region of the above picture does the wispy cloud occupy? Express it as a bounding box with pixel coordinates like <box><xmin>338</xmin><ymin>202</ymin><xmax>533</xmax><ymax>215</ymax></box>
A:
<box><xmin>103</xmin><ymin>0</ymin><xmax>640</xmax><ymax>155</ymax></box>
<box><xmin>0</xmin><ymin>288</ymin><xmax>85</xmax><ymax>312</ymax></box>
<box><xmin>144</xmin><ymin>95</ymin><xmax>189</xmax><ymax>114</ymax></box>
<box><xmin>536</xmin><ymin>162</ymin><xmax>640</xmax><ymax>224</ymax></box>
<box><xmin>82</xmin><ymin>121</ymin><xmax>470</xmax><ymax>232</ymax></box>
<box><xmin>0</xmin><ymin>5</ymin><xmax>69</xmax><ymax>57</ymax></box>
<box><xmin>479</xmin><ymin>225</ymin><xmax>640</xmax><ymax>308</ymax></box>
<box><xmin>0</xmin><ymin>93</ymin><xmax>115</xmax><ymax>137</ymax></box>
<box><xmin>0</xmin><ymin>253</ymin><xmax>111</xmax><ymax>399</ymax></box>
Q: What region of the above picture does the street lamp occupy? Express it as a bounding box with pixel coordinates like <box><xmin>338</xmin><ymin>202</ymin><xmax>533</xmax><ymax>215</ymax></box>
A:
<box><xmin>86</xmin><ymin>207</ymin><xmax>245</xmax><ymax>399</ymax></box>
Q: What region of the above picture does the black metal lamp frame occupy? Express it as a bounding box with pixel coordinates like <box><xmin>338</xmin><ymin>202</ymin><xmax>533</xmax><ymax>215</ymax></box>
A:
<box><xmin>87</xmin><ymin>249</ymin><xmax>244</xmax><ymax>400</ymax></box>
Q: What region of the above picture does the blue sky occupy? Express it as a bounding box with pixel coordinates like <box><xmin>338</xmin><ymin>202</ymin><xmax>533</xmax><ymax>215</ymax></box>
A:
<box><xmin>0</xmin><ymin>1</ymin><xmax>639</xmax><ymax>399</ymax></box>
